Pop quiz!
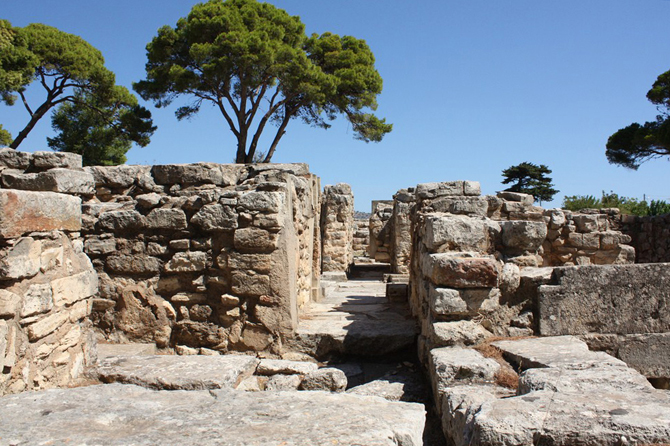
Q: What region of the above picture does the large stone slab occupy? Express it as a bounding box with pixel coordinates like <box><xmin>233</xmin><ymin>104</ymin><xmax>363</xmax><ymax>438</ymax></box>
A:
<box><xmin>0</xmin><ymin>384</ymin><xmax>426</xmax><ymax>446</ymax></box>
<box><xmin>96</xmin><ymin>355</ymin><xmax>260</xmax><ymax>390</ymax></box>
<box><xmin>538</xmin><ymin>264</ymin><xmax>670</xmax><ymax>335</ymax></box>
<box><xmin>421</xmin><ymin>214</ymin><xmax>495</xmax><ymax>252</ymax></box>
<box><xmin>0</xmin><ymin>190</ymin><xmax>81</xmax><ymax>238</ymax></box>
<box><xmin>429</xmin><ymin>347</ymin><xmax>500</xmax><ymax>392</ymax></box>
<box><xmin>1</xmin><ymin>168</ymin><xmax>94</xmax><ymax>195</ymax></box>
<box><xmin>492</xmin><ymin>336</ymin><xmax>626</xmax><ymax>370</ymax></box>
<box><xmin>470</xmin><ymin>388</ymin><xmax>670</xmax><ymax>446</ymax></box>
<box><xmin>582</xmin><ymin>332</ymin><xmax>670</xmax><ymax>378</ymax></box>
<box><xmin>421</xmin><ymin>252</ymin><xmax>498</xmax><ymax>288</ymax></box>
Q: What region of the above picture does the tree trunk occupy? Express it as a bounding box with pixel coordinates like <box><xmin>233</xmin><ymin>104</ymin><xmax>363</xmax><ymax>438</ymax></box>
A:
<box><xmin>10</xmin><ymin>103</ymin><xmax>52</xmax><ymax>150</ymax></box>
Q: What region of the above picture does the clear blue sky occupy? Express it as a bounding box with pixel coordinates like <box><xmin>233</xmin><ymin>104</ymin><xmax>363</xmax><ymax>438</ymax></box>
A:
<box><xmin>3</xmin><ymin>0</ymin><xmax>670</xmax><ymax>211</ymax></box>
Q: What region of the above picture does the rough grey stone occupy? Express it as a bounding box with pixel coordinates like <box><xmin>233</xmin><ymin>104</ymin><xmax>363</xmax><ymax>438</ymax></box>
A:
<box><xmin>518</xmin><ymin>365</ymin><xmax>653</xmax><ymax>394</ymax></box>
<box><xmin>0</xmin><ymin>289</ymin><xmax>20</xmax><ymax>317</ymax></box>
<box><xmin>145</xmin><ymin>208</ymin><xmax>188</xmax><ymax>230</ymax></box>
<box><xmin>85</xmin><ymin>165</ymin><xmax>151</xmax><ymax>188</ymax></box>
<box><xmin>2</xmin><ymin>168</ymin><xmax>95</xmax><ymax>195</ymax></box>
<box><xmin>152</xmin><ymin>163</ymin><xmax>234</xmax><ymax>186</ymax></box>
<box><xmin>492</xmin><ymin>336</ymin><xmax>626</xmax><ymax>370</ymax></box>
<box><xmin>471</xmin><ymin>388</ymin><xmax>670</xmax><ymax>446</ymax></box>
<box><xmin>190</xmin><ymin>203</ymin><xmax>237</xmax><ymax>231</ymax></box>
<box><xmin>256</xmin><ymin>359</ymin><xmax>318</xmax><ymax>376</ymax></box>
<box><xmin>32</xmin><ymin>151</ymin><xmax>82</xmax><ymax>169</ymax></box>
<box><xmin>416</xmin><ymin>181</ymin><xmax>465</xmax><ymax>199</ymax></box>
<box><xmin>164</xmin><ymin>251</ymin><xmax>207</xmax><ymax>273</ymax></box>
<box><xmin>106</xmin><ymin>254</ymin><xmax>161</xmax><ymax>275</ymax></box>
<box><xmin>582</xmin><ymin>332</ymin><xmax>670</xmax><ymax>379</ymax></box>
<box><xmin>429</xmin><ymin>347</ymin><xmax>500</xmax><ymax>392</ymax></box>
<box><xmin>496</xmin><ymin>191</ymin><xmax>534</xmax><ymax>205</ymax></box>
<box><xmin>97</xmin><ymin>210</ymin><xmax>145</xmax><ymax>232</ymax></box>
<box><xmin>538</xmin><ymin>264</ymin><xmax>670</xmax><ymax>336</ymax></box>
<box><xmin>0</xmin><ymin>237</ymin><xmax>41</xmax><ymax>279</ymax></box>
<box><xmin>237</xmin><ymin>191</ymin><xmax>284</xmax><ymax>213</ymax></box>
<box><xmin>0</xmin><ymin>384</ymin><xmax>426</xmax><ymax>446</ymax></box>
<box><xmin>421</xmin><ymin>252</ymin><xmax>499</xmax><ymax>288</ymax></box>
<box><xmin>0</xmin><ymin>147</ymin><xmax>31</xmax><ymax>169</ymax></box>
<box><xmin>20</xmin><ymin>283</ymin><xmax>53</xmax><ymax>317</ymax></box>
<box><xmin>96</xmin><ymin>354</ymin><xmax>260</xmax><ymax>390</ymax></box>
<box><xmin>265</xmin><ymin>374</ymin><xmax>302</xmax><ymax>391</ymax></box>
<box><xmin>422</xmin><ymin>214</ymin><xmax>493</xmax><ymax>252</ymax></box>
<box><xmin>430</xmin><ymin>196</ymin><xmax>489</xmax><ymax>216</ymax></box>
<box><xmin>500</xmin><ymin>220</ymin><xmax>547</xmax><ymax>252</ymax></box>
<box><xmin>300</xmin><ymin>367</ymin><xmax>348</xmax><ymax>392</ymax></box>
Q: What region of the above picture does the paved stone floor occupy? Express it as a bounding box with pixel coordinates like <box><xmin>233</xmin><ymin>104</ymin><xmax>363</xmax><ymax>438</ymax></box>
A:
<box><xmin>287</xmin><ymin>279</ymin><xmax>418</xmax><ymax>359</ymax></box>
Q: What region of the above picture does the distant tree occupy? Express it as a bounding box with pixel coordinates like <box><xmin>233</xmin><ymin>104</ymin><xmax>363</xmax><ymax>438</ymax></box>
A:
<box><xmin>0</xmin><ymin>21</ymin><xmax>154</xmax><ymax>161</ymax></box>
<box><xmin>48</xmin><ymin>90</ymin><xmax>155</xmax><ymax>166</ymax></box>
<box><xmin>134</xmin><ymin>0</ymin><xmax>392</xmax><ymax>163</ymax></box>
<box><xmin>0</xmin><ymin>124</ymin><xmax>12</xmax><ymax>146</ymax></box>
<box><xmin>501</xmin><ymin>162</ymin><xmax>559</xmax><ymax>204</ymax></box>
<box><xmin>606</xmin><ymin>69</ymin><xmax>670</xmax><ymax>169</ymax></box>
<box><xmin>562</xmin><ymin>191</ymin><xmax>670</xmax><ymax>216</ymax></box>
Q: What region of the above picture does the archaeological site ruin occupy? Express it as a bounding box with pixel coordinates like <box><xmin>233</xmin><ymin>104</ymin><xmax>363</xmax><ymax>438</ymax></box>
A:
<box><xmin>0</xmin><ymin>147</ymin><xmax>669</xmax><ymax>445</ymax></box>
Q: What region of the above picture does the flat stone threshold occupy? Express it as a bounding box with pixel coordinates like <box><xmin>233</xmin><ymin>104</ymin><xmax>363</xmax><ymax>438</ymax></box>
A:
<box><xmin>0</xmin><ymin>384</ymin><xmax>426</xmax><ymax>446</ymax></box>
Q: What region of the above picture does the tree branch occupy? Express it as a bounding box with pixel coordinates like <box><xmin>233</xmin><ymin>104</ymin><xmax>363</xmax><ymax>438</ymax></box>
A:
<box><xmin>18</xmin><ymin>91</ymin><xmax>34</xmax><ymax>117</ymax></box>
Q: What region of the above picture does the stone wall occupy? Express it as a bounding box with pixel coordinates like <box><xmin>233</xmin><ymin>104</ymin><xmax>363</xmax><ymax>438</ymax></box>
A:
<box><xmin>82</xmin><ymin>162</ymin><xmax>321</xmax><ymax>355</ymax></box>
<box><xmin>623</xmin><ymin>213</ymin><xmax>670</xmax><ymax>263</ymax></box>
<box><xmin>0</xmin><ymin>149</ymin><xmax>98</xmax><ymax>395</ymax></box>
<box><xmin>368</xmin><ymin>200</ymin><xmax>393</xmax><ymax>263</ymax></box>
<box><xmin>352</xmin><ymin>218</ymin><xmax>369</xmax><ymax>255</ymax></box>
<box><xmin>390</xmin><ymin>188</ymin><xmax>415</xmax><ymax>274</ymax></box>
<box><xmin>538</xmin><ymin>264</ymin><xmax>670</xmax><ymax>379</ymax></box>
<box><xmin>320</xmin><ymin>184</ymin><xmax>354</xmax><ymax>272</ymax></box>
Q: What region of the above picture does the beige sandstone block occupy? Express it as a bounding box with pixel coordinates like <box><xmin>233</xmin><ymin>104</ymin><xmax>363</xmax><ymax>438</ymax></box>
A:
<box><xmin>51</xmin><ymin>270</ymin><xmax>98</xmax><ymax>306</ymax></box>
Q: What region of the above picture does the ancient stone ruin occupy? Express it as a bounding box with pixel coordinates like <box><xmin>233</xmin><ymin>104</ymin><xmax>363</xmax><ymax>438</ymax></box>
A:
<box><xmin>0</xmin><ymin>148</ymin><xmax>668</xmax><ymax>445</ymax></box>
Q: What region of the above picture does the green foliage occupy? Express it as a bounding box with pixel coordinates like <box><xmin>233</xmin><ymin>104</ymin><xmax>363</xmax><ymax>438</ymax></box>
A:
<box><xmin>501</xmin><ymin>162</ymin><xmax>559</xmax><ymax>204</ymax></box>
<box><xmin>562</xmin><ymin>191</ymin><xmax>670</xmax><ymax>216</ymax></box>
<box><xmin>135</xmin><ymin>0</ymin><xmax>391</xmax><ymax>163</ymax></box>
<box><xmin>606</xmin><ymin>69</ymin><xmax>670</xmax><ymax>169</ymax></box>
<box><xmin>0</xmin><ymin>124</ymin><xmax>12</xmax><ymax>146</ymax></box>
<box><xmin>47</xmin><ymin>89</ymin><xmax>156</xmax><ymax>166</ymax></box>
<box><xmin>0</xmin><ymin>21</ymin><xmax>154</xmax><ymax>160</ymax></box>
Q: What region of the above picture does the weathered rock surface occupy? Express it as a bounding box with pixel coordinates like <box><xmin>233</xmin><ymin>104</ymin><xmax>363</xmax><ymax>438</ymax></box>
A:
<box><xmin>96</xmin><ymin>354</ymin><xmax>259</xmax><ymax>390</ymax></box>
<box><xmin>0</xmin><ymin>384</ymin><xmax>426</xmax><ymax>446</ymax></box>
<box><xmin>300</xmin><ymin>367</ymin><xmax>348</xmax><ymax>392</ymax></box>
<box><xmin>538</xmin><ymin>264</ymin><xmax>670</xmax><ymax>335</ymax></box>
<box><xmin>492</xmin><ymin>335</ymin><xmax>626</xmax><ymax>369</ymax></box>
<box><xmin>0</xmin><ymin>190</ymin><xmax>81</xmax><ymax>238</ymax></box>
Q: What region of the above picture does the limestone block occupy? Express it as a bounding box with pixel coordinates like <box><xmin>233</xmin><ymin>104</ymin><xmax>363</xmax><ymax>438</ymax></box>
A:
<box><xmin>429</xmin><ymin>287</ymin><xmax>467</xmax><ymax>315</ymax></box>
<box><xmin>85</xmin><ymin>165</ymin><xmax>150</xmax><ymax>188</ymax></box>
<box><xmin>3</xmin><ymin>168</ymin><xmax>94</xmax><ymax>195</ymax></box>
<box><xmin>231</xmin><ymin>272</ymin><xmax>271</xmax><ymax>296</ymax></box>
<box><xmin>190</xmin><ymin>204</ymin><xmax>237</xmax><ymax>231</ymax></box>
<box><xmin>430</xmin><ymin>196</ymin><xmax>489</xmax><ymax>216</ymax></box>
<box><xmin>135</xmin><ymin>193</ymin><xmax>162</xmax><ymax>209</ymax></box>
<box><xmin>416</xmin><ymin>181</ymin><xmax>464</xmax><ymax>199</ymax></box>
<box><xmin>145</xmin><ymin>208</ymin><xmax>188</xmax><ymax>230</ymax></box>
<box><xmin>51</xmin><ymin>270</ymin><xmax>98</xmax><ymax>306</ymax></box>
<box><xmin>171</xmin><ymin>293</ymin><xmax>207</xmax><ymax>304</ymax></box>
<box><xmin>496</xmin><ymin>191</ymin><xmax>534</xmax><ymax>205</ymax></box>
<box><xmin>106</xmin><ymin>254</ymin><xmax>161</xmax><ymax>275</ymax></box>
<box><xmin>233</xmin><ymin>227</ymin><xmax>278</xmax><ymax>253</ymax></box>
<box><xmin>463</xmin><ymin>181</ymin><xmax>481</xmax><ymax>196</ymax></box>
<box><xmin>257</xmin><ymin>359</ymin><xmax>318</xmax><ymax>376</ymax></box>
<box><xmin>0</xmin><ymin>237</ymin><xmax>41</xmax><ymax>279</ymax></box>
<box><xmin>572</xmin><ymin>214</ymin><xmax>600</xmax><ymax>232</ymax></box>
<box><xmin>84</xmin><ymin>237</ymin><xmax>116</xmax><ymax>256</ymax></box>
<box><xmin>26</xmin><ymin>311</ymin><xmax>69</xmax><ymax>341</ymax></box>
<box><xmin>0</xmin><ymin>148</ymin><xmax>31</xmax><ymax>169</ymax></box>
<box><xmin>265</xmin><ymin>374</ymin><xmax>302</xmax><ymax>391</ymax></box>
<box><xmin>584</xmin><ymin>333</ymin><xmax>670</xmax><ymax>379</ymax></box>
<box><xmin>97</xmin><ymin>210</ymin><xmax>145</xmax><ymax>232</ymax></box>
<box><xmin>546</xmin><ymin>209</ymin><xmax>566</xmax><ymax>229</ymax></box>
<box><xmin>0</xmin><ymin>289</ymin><xmax>21</xmax><ymax>317</ymax></box>
<box><xmin>422</xmin><ymin>252</ymin><xmax>498</xmax><ymax>288</ymax></box>
<box><xmin>600</xmin><ymin>231</ymin><xmax>631</xmax><ymax>249</ymax></box>
<box><xmin>240</xmin><ymin>324</ymin><xmax>273</xmax><ymax>350</ymax></box>
<box><xmin>0</xmin><ymin>384</ymin><xmax>426</xmax><ymax>446</ymax></box>
<box><xmin>492</xmin><ymin>336</ymin><xmax>626</xmax><ymax>370</ymax></box>
<box><xmin>32</xmin><ymin>151</ymin><xmax>82</xmax><ymax>170</ymax></box>
<box><xmin>428</xmin><ymin>320</ymin><xmax>493</xmax><ymax>347</ymax></box>
<box><xmin>164</xmin><ymin>251</ymin><xmax>207</xmax><ymax>273</ymax></box>
<box><xmin>69</xmin><ymin>299</ymin><xmax>91</xmax><ymax>322</ymax></box>
<box><xmin>20</xmin><ymin>283</ymin><xmax>53</xmax><ymax>317</ymax></box>
<box><xmin>538</xmin><ymin>264</ymin><xmax>670</xmax><ymax>336</ymax></box>
<box><xmin>168</xmin><ymin>239</ymin><xmax>189</xmax><ymax>250</ymax></box>
<box><xmin>300</xmin><ymin>367</ymin><xmax>348</xmax><ymax>392</ymax></box>
<box><xmin>429</xmin><ymin>347</ymin><xmax>500</xmax><ymax>391</ymax></box>
<box><xmin>0</xmin><ymin>190</ymin><xmax>81</xmax><ymax>238</ymax></box>
<box><xmin>518</xmin><ymin>365</ymin><xmax>653</xmax><ymax>395</ymax></box>
<box><xmin>151</xmin><ymin>163</ymin><xmax>232</xmax><ymax>186</ymax></box>
<box><xmin>97</xmin><ymin>355</ymin><xmax>260</xmax><ymax>390</ymax></box>
<box><xmin>422</xmin><ymin>214</ymin><xmax>494</xmax><ymax>252</ymax></box>
<box><xmin>0</xmin><ymin>320</ymin><xmax>7</xmax><ymax>370</ymax></box>
<box><xmin>228</xmin><ymin>252</ymin><xmax>273</xmax><ymax>274</ymax></box>
<box><xmin>237</xmin><ymin>191</ymin><xmax>284</xmax><ymax>213</ymax></box>
<box><xmin>500</xmin><ymin>220</ymin><xmax>547</xmax><ymax>252</ymax></box>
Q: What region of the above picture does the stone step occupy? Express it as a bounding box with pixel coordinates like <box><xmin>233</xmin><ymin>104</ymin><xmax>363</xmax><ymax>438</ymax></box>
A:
<box><xmin>0</xmin><ymin>383</ymin><xmax>426</xmax><ymax>446</ymax></box>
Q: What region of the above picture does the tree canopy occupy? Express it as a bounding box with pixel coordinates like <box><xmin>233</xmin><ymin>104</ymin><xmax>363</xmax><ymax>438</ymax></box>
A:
<box><xmin>0</xmin><ymin>20</ymin><xmax>154</xmax><ymax>164</ymax></box>
<box><xmin>134</xmin><ymin>0</ymin><xmax>392</xmax><ymax>163</ymax></box>
<box><xmin>606</xmin><ymin>69</ymin><xmax>670</xmax><ymax>169</ymax></box>
<box><xmin>501</xmin><ymin>162</ymin><xmax>559</xmax><ymax>204</ymax></box>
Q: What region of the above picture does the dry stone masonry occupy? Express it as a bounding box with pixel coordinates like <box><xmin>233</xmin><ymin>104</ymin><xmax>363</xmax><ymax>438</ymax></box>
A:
<box><xmin>320</xmin><ymin>183</ymin><xmax>354</xmax><ymax>272</ymax></box>
<box><xmin>368</xmin><ymin>200</ymin><xmax>393</xmax><ymax>263</ymax></box>
<box><xmin>83</xmin><ymin>162</ymin><xmax>321</xmax><ymax>355</ymax></box>
<box><xmin>0</xmin><ymin>149</ymin><xmax>98</xmax><ymax>395</ymax></box>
